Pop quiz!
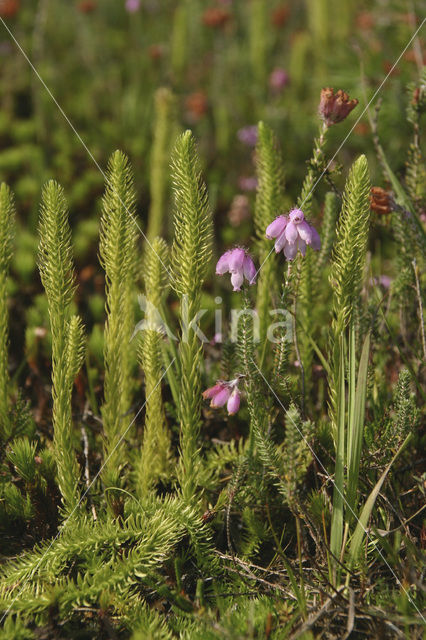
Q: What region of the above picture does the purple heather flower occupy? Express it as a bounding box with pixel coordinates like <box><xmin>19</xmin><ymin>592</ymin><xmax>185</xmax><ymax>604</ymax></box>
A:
<box><xmin>227</xmin><ymin>388</ymin><xmax>241</xmax><ymax>415</ymax></box>
<box><xmin>216</xmin><ymin>248</ymin><xmax>256</xmax><ymax>291</ymax></box>
<box><xmin>202</xmin><ymin>380</ymin><xmax>241</xmax><ymax>415</ymax></box>
<box><xmin>266</xmin><ymin>209</ymin><xmax>321</xmax><ymax>260</ymax></box>
<box><xmin>125</xmin><ymin>0</ymin><xmax>140</xmax><ymax>13</ymax></box>
<box><xmin>370</xmin><ymin>275</ymin><xmax>392</xmax><ymax>289</ymax></box>
<box><xmin>237</xmin><ymin>125</ymin><xmax>258</xmax><ymax>147</ymax></box>
<box><xmin>238</xmin><ymin>176</ymin><xmax>258</xmax><ymax>192</ymax></box>
<box><xmin>269</xmin><ymin>68</ymin><xmax>289</xmax><ymax>92</ymax></box>
<box><xmin>211</xmin><ymin>332</ymin><xmax>223</xmax><ymax>345</ymax></box>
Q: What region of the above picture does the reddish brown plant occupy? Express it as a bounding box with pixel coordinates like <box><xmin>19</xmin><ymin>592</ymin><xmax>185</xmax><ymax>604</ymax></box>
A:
<box><xmin>202</xmin><ymin>6</ymin><xmax>231</xmax><ymax>29</ymax></box>
<box><xmin>271</xmin><ymin>4</ymin><xmax>289</xmax><ymax>28</ymax></box>
<box><xmin>185</xmin><ymin>91</ymin><xmax>208</xmax><ymax>121</ymax></box>
<box><xmin>77</xmin><ymin>0</ymin><xmax>97</xmax><ymax>14</ymax></box>
<box><xmin>370</xmin><ymin>187</ymin><xmax>394</xmax><ymax>215</ymax></box>
<box><xmin>0</xmin><ymin>0</ymin><xmax>20</xmax><ymax>18</ymax></box>
<box><xmin>318</xmin><ymin>87</ymin><xmax>358</xmax><ymax>126</ymax></box>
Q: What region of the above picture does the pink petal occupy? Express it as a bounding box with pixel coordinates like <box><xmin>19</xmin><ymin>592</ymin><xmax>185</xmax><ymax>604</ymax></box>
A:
<box><xmin>216</xmin><ymin>251</ymin><xmax>231</xmax><ymax>274</ymax></box>
<box><xmin>275</xmin><ymin>232</ymin><xmax>287</xmax><ymax>253</ymax></box>
<box><xmin>285</xmin><ymin>221</ymin><xmax>298</xmax><ymax>244</ymax></box>
<box><xmin>284</xmin><ymin>241</ymin><xmax>297</xmax><ymax>260</ymax></box>
<box><xmin>309</xmin><ymin>226</ymin><xmax>321</xmax><ymax>250</ymax></box>
<box><xmin>289</xmin><ymin>208</ymin><xmax>304</xmax><ymax>223</ymax></box>
<box><xmin>297</xmin><ymin>220</ymin><xmax>312</xmax><ymax>244</ymax></box>
<box><xmin>231</xmin><ymin>270</ymin><xmax>244</xmax><ymax>291</ymax></box>
<box><xmin>211</xmin><ymin>386</ymin><xmax>231</xmax><ymax>408</ymax></box>
<box><xmin>298</xmin><ymin>238</ymin><xmax>307</xmax><ymax>256</ymax></box>
<box><xmin>243</xmin><ymin>255</ymin><xmax>256</xmax><ymax>284</ymax></box>
<box><xmin>202</xmin><ymin>383</ymin><xmax>223</xmax><ymax>400</ymax></box>
<box><xmin>227</xmin><ymin>389</ymin><xmax>241</xmax><ymax>415</ymax></box>
<box><xmin>266</xmin><ymin>215</ymin><xmax>287</xmax><ymax>239</ymax></box>
<box><xmin>228</xmin><ymin>248</ymin><xmax>245</xmax><ymax>272</ymax></box>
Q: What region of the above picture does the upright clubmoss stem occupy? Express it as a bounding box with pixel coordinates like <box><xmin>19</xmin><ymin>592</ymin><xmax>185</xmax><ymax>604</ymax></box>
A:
<box><xmin>0</xmin><ymin>184</ymin><xmax>15</xmax><ymax>443</ymax></box>
<box><xmin>170</xmin><ymin>131</ymin><xmax>212</xmax><ymax>502</ymax></box>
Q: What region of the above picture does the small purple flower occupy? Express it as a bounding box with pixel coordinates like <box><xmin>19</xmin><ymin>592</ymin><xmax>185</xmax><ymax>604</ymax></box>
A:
<box><xmin>237</xmin><ymin>125</ymin><xmax>258</xmax><ymax>147</ymax></box>
<box><xmin>269</xmin><ymin>68</ymin><xmax>289</xmax><ymax>92</ymax></box>
<box><xmin>266</xmin><ymin>209</ymin><xmax>321</xmax><ymax>260</ymax></box>
<box><xmin>370</xmin><ymin>275</ymin><xmax>392</xmax><ymax>289</ymax></box>
<box><xmin>216</xmin><ymin>248</ymin><xmax>256</xmax><ymax>291</ymax></box>
<box><xmin>203</xmin><ymin>379</ymin><xmax>241</xmax><ymax>415</ymax></box>
<box><xmin>125</xmin><ymin>0</ymin><xmax>140</xmax><ymax>13</ymax></box>
<box><xmin>227</xmin><ymin>388</ymin><xmax>241</xmax><ymax>415</ymax></box>
<box><xmin>238</xmin><ymin>176</ymin><xmax>258</xmax><ymax>192</ymax></box>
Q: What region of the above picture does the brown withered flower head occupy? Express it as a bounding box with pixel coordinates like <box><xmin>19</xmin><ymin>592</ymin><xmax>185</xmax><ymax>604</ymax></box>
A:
<box><xmin>319</xmin><ymin>88</ymin><xmax>358</xmax><ymax>127</ymax></box>
<box><xmin>202</xmin><ymin>6</ymin><xmax>231</xmax><ymax>29</ymax></box>
<box><xmin>185</xmin><ymin>91</ymin><xmax>208</xmax><ymax>122</ymax></box>
<box><xmin>271</xmin><ymin>4</ymin><xmax>290</xmax><ymax>28</ymax></box>
<box><xmin>77</xmin><ymin>0</ymin><xmax>97</xmax><ymax>13</ymax></box>
<box><xmin>370</xmin><ymin>187</ymin><xmax>395</xmax><ymax>215</ymax></box>
<box><xmin>0</xmin><ymin>0</ymin><xmax>20</xmax><ymax>18</ymax></box>
<box><xmin>147</xmin><ymin>44</ymin><xmax>164</xmax><ymax>62</ymax></box>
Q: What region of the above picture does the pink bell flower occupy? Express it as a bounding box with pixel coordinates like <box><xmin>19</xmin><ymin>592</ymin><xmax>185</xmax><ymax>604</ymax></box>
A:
<box><xmin>269</xmin><ymin>68</ymin><xmax>289</xmax><ymax>93</ymax></box>
<box><xmin>227</xmin><ymin>388</ymin><xmax>241</xmax><ymax>415</ymax></box>
<box><xmin>265</xmin><ymin>208</ymin><xmax>321</xmax><ymax>260</ymax></box>
<box><xmin>125</xmin><ymin>0</ymin><xmax>140</xmax><ymax>12</ymax></box>
<box><xmin>216</xmin><ymin>248</ymin><xmax>256</xmax><ymax>291</ymax></box>
<box><xmin>202</xmin><ymin>379</ymin><xmax>242</xmax><ymax>416</ymax></box>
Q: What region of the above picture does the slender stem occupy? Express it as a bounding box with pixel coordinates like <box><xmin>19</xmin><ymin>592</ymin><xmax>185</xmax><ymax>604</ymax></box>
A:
<box><xmin>412</xmin><ymin>259</ymin><xmax>426</xmax><ymax>362</ymax></box>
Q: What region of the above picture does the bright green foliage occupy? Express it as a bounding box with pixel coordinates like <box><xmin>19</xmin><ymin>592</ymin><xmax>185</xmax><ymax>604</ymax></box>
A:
<box><xmin>282</xmin><ymin>406</ymin><xmax>313</xmax><ymax>509</ymax></box>
<box><xmin>6</xmin><ymin>438</ymin><xmax>37</xmax><ymax>485</ymax></box>
<box><xmin>38</xmin><ymin>181</ymin><xmax>83</xmax><ymax>516</ymax></box>
<box><xmin>147</xmin><ymin>88</ymin><xmax>177</xmax><ymax>241</ymax></box>
<box><xmin>240</xmin><ymin>506</ymin><xmax>268</xmax><ymax>557</ymax></box>
<box><xmin>237</xmin><ymin>291</ymin><xmax>267</xmax><ymax>456</ymax></box>
<box><xmin>99</xmin><ymin>150</ymin><xmax>138</xmax><ymax>496</ymax></box>
<box><xmin>392</xmin><ymin>369</ymin><xmax>418</xmax><ymax>443</ymax></box>
<box><xmin>297</xmin><ymin>125</ymin><xmax>330</xmax><ymax>408</ymax></box>
<box><xmin>254</xmin><ymin>404</ymin><xmax>313</xmax><ymax>512</ymax></box>
<box><xmin>130</xmin><ymin>606</ymin><xmax>174</xmax><ymax>640</ymax></box>
<box><xmin>297</xmin><ymin>122</ymin><xmax>328</xmax><ymax>217</ymax></box>
<box><xmin>0</xmin><ymin>97</ymin><xmax>424</xmax><ymax>635</ymax></box>
<box><xmin>0</xmin><ymin>183</ymin><xmax>14</xmax><ymax>442</ymax></box>
<box><xmin>329</xmin><ymin>155</ymin><xmax>371</xmax><ymax>335</ymax></box>
<box><xmin>0</xmin><ymin>615</ymin><xmax>34</xmax><ymax>640</ymax></box>
<box><xmin>365</xmin><ymin>369</ymin><xmax>419</xmax><ymax>467</ymax></box>
<box><xmin>328</xmin><ymin>156</ymin><xmax>371</xmax><ymax>440</ymax></box>
<box><xmin>0</xmin><ymin>496</ymin><xmax>213</xmax><ymax>623</ymax></box>
<box><xmin>249</xmin><ymin>0</ymin><xmax>267</xmax><ymax>85</ymax></box>
<box><xmin>170</xmin><ymin>4</ymin><xmax>188</xmax><ymax>82</ymax></box>
<box><xmin>2</xmin><ymin>483</ymin><xmax>34</xmax><ymax>520</ymax></box>
<box><xmin>253</xmin><ymin>123</ymin><xmax>285</xmax><ymax>246</ymax></box>
<box><xmin>254</xmin><ymin>122</ymin><xmax>285</xmax><ymax>347</ymax></box>
<box><xmin>137</xmin><ymin>237</ymin><xmax>172</xmax><ymax>495</ymax></box>
<box><xmin>170</xmin><ymin>130</ymin><xmax>212</xmax><ymax>501</ymax></box>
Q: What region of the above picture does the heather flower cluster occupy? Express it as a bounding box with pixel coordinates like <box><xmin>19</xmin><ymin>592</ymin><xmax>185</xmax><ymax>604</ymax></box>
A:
<box><xmin>203</xmin><ymin>379</ymin><xmax>241</xmax><ymax>415</ymax></box>
<box><xmin>266</xmin><ymin>208</ymin><xmax>321</xmax><ymax>259</ymax></box>
<box><xmin>216</xmin><ymin>247</ymin><xmax>256</xmax><ymax>291</ymax></box>
<box><xmin>318</xmin><ymin>87</ymin><xmax>358</xmax><ymax>127</ymax></box>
